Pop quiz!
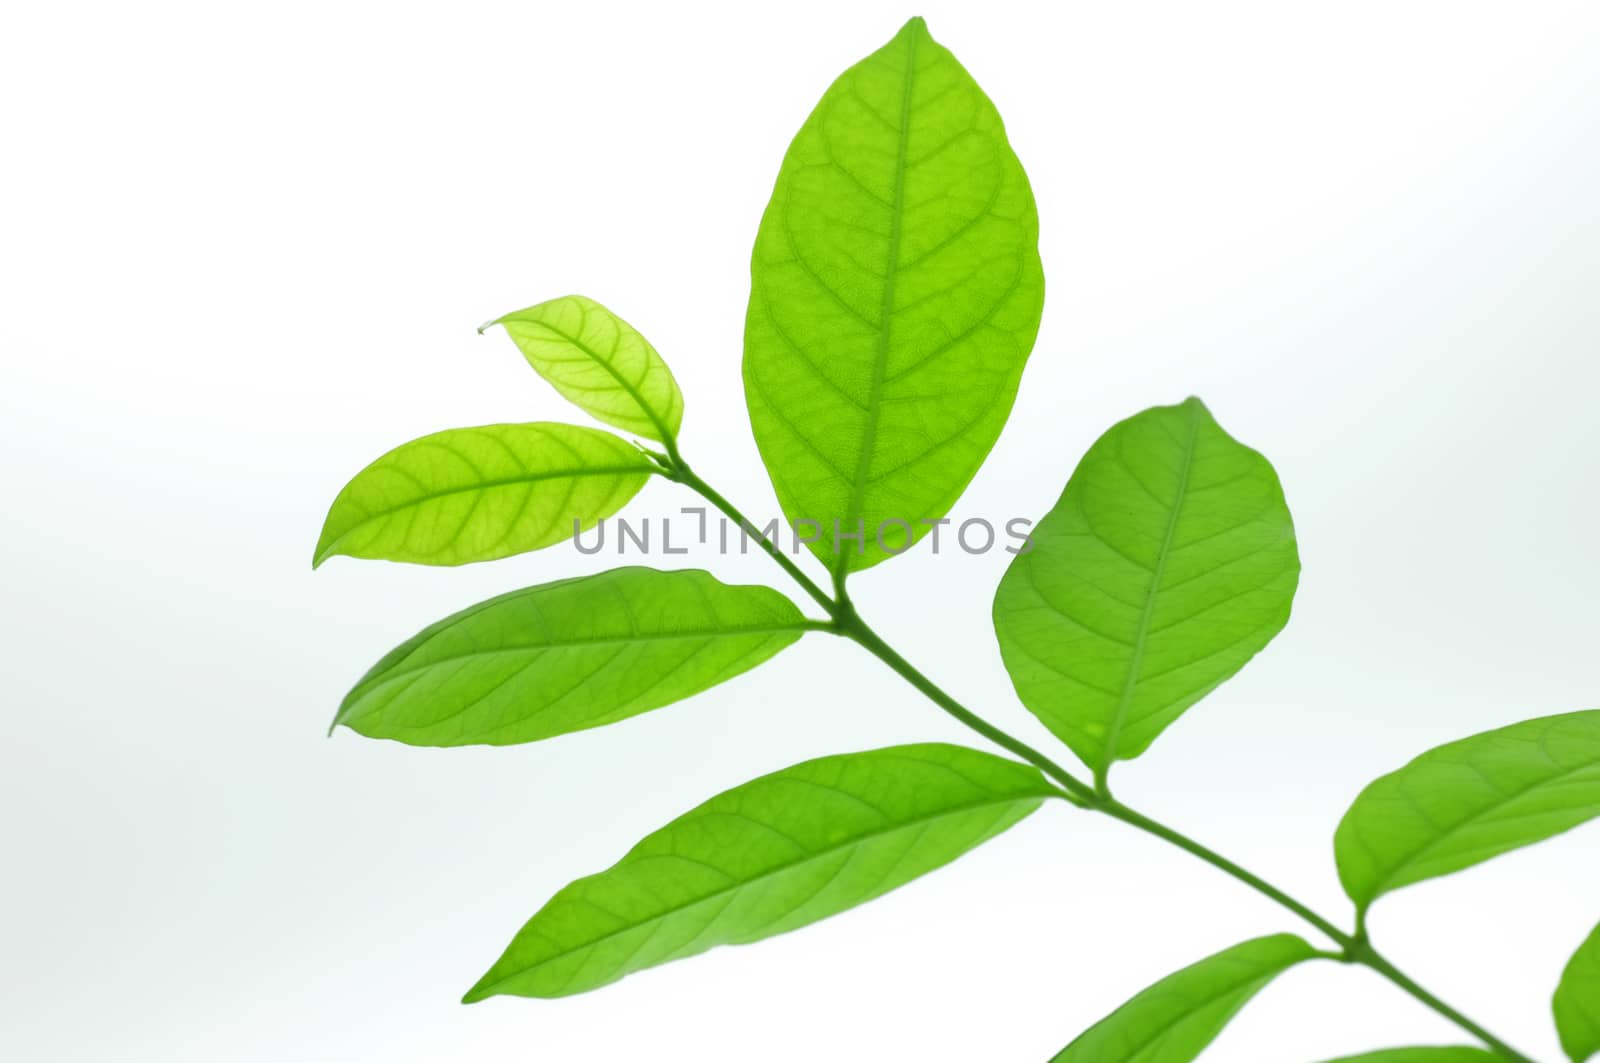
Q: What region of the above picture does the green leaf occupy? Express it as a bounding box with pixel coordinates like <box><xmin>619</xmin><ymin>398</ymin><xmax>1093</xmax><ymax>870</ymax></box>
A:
<box><xmin>1555</xmin><ymin>918</ymin><xmax>1600</xmax><ymax>1062</ymax></box>
<box><xmin>334</xmin><ymin>567</ymin><xmax>811</xmax><ymax>746</ymax></box>
<box><xmin>464</xmin><ymin>743</ymin><xmax>1058</xmax><ymax>1000</ymax></box>
<box><xmin>743</xmin><ymin>16</ymin><xmax>1044</xmax><ymax>577</ymax></box>
<box><xmin>484</xmin><ymin>295</ymin><xmax>684</xmax><ymax>444</ymax></box>
<box><xmin>1050</xmin><ymin>934</ymin><xmax>1317</xmax><ymax>1063</ymax></box>
<box><xmin>314</xmin><ymin>422</ymin><xmax>653</xmax><ymax>568</ymax></box>
<box><xmin>992</xmin><ymin>398</ymin><xmax>1299</xmax><ymax>776</ymax></box>
<box><xmin>1314</xmin><ymin>1050</ymin><xmax>1500</xmax><ymax>1062</ymax></box>
<box><xmin>1334</xmin><ymin>710</ymin><xmax>1600</xmax><ymax>911</ymax></box>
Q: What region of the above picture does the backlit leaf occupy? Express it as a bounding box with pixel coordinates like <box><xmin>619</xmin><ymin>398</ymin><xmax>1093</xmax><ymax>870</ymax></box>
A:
<box><xmin>1554</xmin><ymin>918</ymin><xmax>1600</xmax><ymax>1061</ymax></box>
<box><xmin>314</xmin><ymin>422</ymin><xmax>652</xmax><ymax>567</ymax></box>
<box><xmin>1335</xmin><ymin>710</ymin><xmax>1600</xmax><ymax>911</ymax></box>
<box><xmin>334</xmin><ymin>567</ymin><xmax>811</xmax><ymax>746</ymax></box>
<box><xmin>993</xmin><ymin>398</ymin><xmax>1299</xmax><ymax>775</ymax></box>
<box><xmin>743</xmin><ymin>16</ymin><xmax>1044</xmax><ymax>577</ymax></box>
<box><xmin>1051</xmin><ymin>934</ymin><xmax>1317</xmax><ymax>1063</ymax></box>
<box><xmin>464</xmin><ymin>743</ymin><xmax>1058</xmax><ymax>1000</ymax></box>
<box><xmin>484</xmin><ymin>295</ymin><xmax>684</xmax><ymax>443</ymax></box>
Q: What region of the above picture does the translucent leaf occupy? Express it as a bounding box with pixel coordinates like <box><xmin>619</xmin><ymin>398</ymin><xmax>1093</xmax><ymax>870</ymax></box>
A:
<box><xmin>1554</xmin><ymin>918</ymin><xmax>1600</xmax><ymax>1062</ymax></box>
<box><xmin>485</xmin><ymin>295</ymin><xmax>684</xmax><ymax>444</ymax></box>
<box><xmin>1335</xmin><ymin>710</ymin><xmax>1600</xmax><ymax>910</ymax></box>
<box><xmin>743</xmin><ymin>16</ymin><xmax>1044</xmax><ymax>577</ymax></box>
<box><xmin>334</xmin><ymin>567</ymin><xmax>811</xmax><ymax>746</ymax></box>
<box><xmin>1051</xmin><ymin>934</ymin><xmax>1316</xmax><ymax>1062</ymax></box>
<box><xmin>993</xmin><ymin>398</ymin><xmax>1299</xmax><ymax>775</ymax></box>
<box><xmin>314</xmin><ymin>422</ymin><xmax>652</xmax><ymax>567</ymax></box>
<box><xmin>464</xmin><ymin>743</ymin><xmax>1057</xmax><ymax>999</ymax></box>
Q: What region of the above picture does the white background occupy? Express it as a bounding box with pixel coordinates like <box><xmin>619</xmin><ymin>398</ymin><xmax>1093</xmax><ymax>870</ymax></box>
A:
<box><xmin>3</xmin><ymin>1</ymin><xmax>1597</xmax><ymax>1060</ymax></box>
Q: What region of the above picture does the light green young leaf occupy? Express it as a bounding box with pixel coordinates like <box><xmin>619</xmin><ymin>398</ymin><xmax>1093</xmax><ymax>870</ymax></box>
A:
<box><xmin>743</xmin><ymin>16</ymin><xmax>1044</xmax><ymax>577</ymax></box>
<box><xmin>1051</xmin><ymin>934</ymin><xmax>1317</xmax><ymax>1063</ymax></box>
<box><xmin>484</xmin><ymin>295</ymin><xmax>684</xmax><ymax>444</ymax></box>
<box><xmin>464</xmin><ymin>743</ymin><xmax>1058</xmax><ymax>1000</ymax></box>
<box><xmin>314</xmin><ymin>422</ymin><xmax>652</xmax><ymax>567</ymax></box>
<box><xmin>1554</xmin><ymin>918</ymin><xmax>1600</xmax><ymax>1062</ymax></box>
<box><xmin>1334</xmin><ymin>710</ymin><xmax>1600</xmax><ymax>911</ymax></box>
<box><xmin>1314</xmin><ymin>1050</ymin><xmax>1500</xmax><ymax>1062</ymax></box>
<box><xmin>334</xmin><ymin>568</ymin><xmax>811</xmax><ymax>746</ymax></box>
<box><xmin>992</xmin><ymin>398</ymin><xmax>1299</xmax><ymax>776</ymax></box>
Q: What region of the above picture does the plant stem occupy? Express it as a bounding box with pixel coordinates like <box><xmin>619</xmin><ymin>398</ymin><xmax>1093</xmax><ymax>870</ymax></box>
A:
<box><xmin>1352</xmin><ymin>942</ymin><xmax>1534</xmax><ymax>1062</ymax></box>
<box><xmin>842</xmin><ymin>617</ymin><xmax>1538</xmax><ymax>1063</ymax></box>
<box><xmin>670</xmin><ymin>459</ymin><xmax>1536</xmax><ymax>1062</ymax></box>
<box><xmin>1093</xmin><ymin>797</ymin><xmax>1351</xmax><ymax>944</ymax></box>
<box><xmin>838</xmin><ymin>607</ymin><xmax>1097</xmax><ymax>806</ymax></box>
<box><xmin>663</xmin><ymin>457</ymin><xmax>836</xmax><ymax>617</ymax></box>
<box><xmin>1097</xmin><ymin>804</ymin><xmax>1533</xmax><ymax>1061</ymax></box>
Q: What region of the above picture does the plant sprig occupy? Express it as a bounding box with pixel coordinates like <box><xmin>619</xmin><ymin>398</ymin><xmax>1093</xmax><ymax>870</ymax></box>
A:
<box><xmin>314</xmin><ymin>17</ymin><xmax>1597</xmax><ymax>1062</ymax></box>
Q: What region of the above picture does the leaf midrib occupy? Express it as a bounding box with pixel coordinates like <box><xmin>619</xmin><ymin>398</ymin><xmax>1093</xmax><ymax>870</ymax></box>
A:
<box><xmin>835</xmin><ymin>26</ymin><xmax>919</xmax><ymax>582</ymax></box>
<box><xmin>316</xmin><ymin>462</ymin><xmax>653</xmax><ymax>564</ymax></box>
<box><xmin>1362</xmin><ymin>748</ymin><xmax>1600</xmax><ymax>903</ymax></box>
<box><xmin>467</xmin><ymin>787</ymin><xmax>1048</xmax><ymax>999</ymax></box>
<box><xmin>349</xmin><ymin>622</ymin><xmax>815</xmax><ymax>702</ymax></box>
<box><xmin>1098</xmin><ymin>403</ymin><xmax>1201</xmax><ymax>774</ymax></box>
<box><xmin>1057</xmin><ymin>960</ymin><xmax>1301</xmax><ymax>1062</ymax></box>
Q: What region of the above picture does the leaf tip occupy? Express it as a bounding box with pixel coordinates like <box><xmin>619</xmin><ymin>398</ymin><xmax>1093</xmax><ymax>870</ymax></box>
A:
<box><xmin>327</xmin><ymin>691</ymin><xmax>366</xmax><ymax>738</ymax></box>
<box><xmin>460</xmin><ymin>974</ymin><xmax>497</xmax><ymax>1004</ymax></box>
<box><xmin>894</xmin><ymin>15</ymin><xmax>934</xmax><ymax>48</ymax></box>
<box><xmin>311</xmin><ymin>539</ymin><xmax>338</xmax><ymax>569</ymax></box>
<box><xmin>312</xmin><ymin>510</ymin><xmax>344</xmax><ymax>569</ymax></box>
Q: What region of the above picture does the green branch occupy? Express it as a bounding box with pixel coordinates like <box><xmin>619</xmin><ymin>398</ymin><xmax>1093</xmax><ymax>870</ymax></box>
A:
<box><xmin>672</xmin><ymin>456</ymin><xmax>1537</xmax><ymax>1063</ymax></box>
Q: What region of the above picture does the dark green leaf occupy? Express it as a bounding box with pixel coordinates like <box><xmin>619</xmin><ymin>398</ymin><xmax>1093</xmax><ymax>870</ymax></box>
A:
<box><xmin>1051</xmin><ymin>934</ymin><xmax>1317</xmax><ymax>1063</ymax></box>
<box><xmin>1335</xmin><ymin>710</ymin><xmax>1600</xmax><ymax>911</ymax></box>
<box><xmin>993</xmin><ymin>398</ymin><xmax>1299</xmax><ymax>775</ymax></box>
<box><xmin>484</xmin><ymin>295</ymin><xmax>684</xmax><ymax>444</ymax></box>
<box><xmin>464</xmin><ymin>743</ymin><xmax>1058</xmax><ymax>1000</ymax></box>
<box><xmin>334</xmin><ymin>567</ymin><xmax>812</xmax><ymax>746</ymax></box>
<box><xmin>743</xmin><ymin>16</ymin><xmax>1044</xmax><ymax>577</ymax></box>
<box><xmin>314</xmin><ymin>422</ymin><xmax>652</xmax><ymax>567</ymax></box>
<box><xmin>1555</xmin><ymin>918</ymin><xmax>1600</xmax><ymax>1062</ymax></box>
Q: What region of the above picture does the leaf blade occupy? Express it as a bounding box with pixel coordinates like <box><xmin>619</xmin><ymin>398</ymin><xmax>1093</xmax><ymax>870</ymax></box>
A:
<box><xmin>314</xmin><ymin>422</ymin><xmax>653</xmax><ymax>567</ymax></box>
<box><xmin>1554</xmin><ymin>919</ymin><xmax>1600</xmax><ymax>1062</ymax></box>
<box><xmin>486</xmin><ymin>295</ymin><xmax>684</xmax><ymax>443</ymax></box>
<box><xmin>1051</xmin><ymin>934</ymin><xmax>1317</xmax><ymax>1063</ymax></box>
<box><xmin>335</xmin><ymin>567</ymin><xmax>810</xmax><ymax>746</ymax></box>
<box><xmin>1334</xmin><ymin>710</ymin><xmax>1600</xmax><ymax>910</ymax></box>
<box><xmin>993</xmin><ymin>398</ymin><xmax>1299</xmax><ymax>773</ymax></box>
<box><xmin>743</xmin><ymin>16</ymin><xmax>1044</xmax><ymax>576</ymax></box>
<box><xmin>464</xmin><ymin>743</ymin><xmax>1058</xmax><ymax>1000</ymax></box>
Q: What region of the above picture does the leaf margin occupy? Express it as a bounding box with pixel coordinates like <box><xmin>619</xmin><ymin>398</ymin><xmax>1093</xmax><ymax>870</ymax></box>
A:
<box><xmin>742</xmin><ymin>14</ymin><xmax>1046</xmax><ymax>579</ymax></box>
<box><xmin>1050</xmin><ymin>932</ymin><xmax>1320</xmax><ymax>1063</ymax></box>
<box><xmin>992</xmin><ymin>395</ymin><xmax>1301</xmax><ymax>778</ymax></box>
<box><xmin>1334</xmin><ymin>709</ymin><xmax>1600</xmax><ymax>912</ymax></box>
<box><xmin>1554</xmin><ymin>917</ymin><xmax>1600</xmax><ymax>1063</ymax></box>
<box><xmin>463</xmin><ymin>741</ymin><xmax>1063</xmax><ymax>1001</ymax></box>
<box><xmin>332</xmin><ymin>566</ymin><xmax>817</xmax><ymax>747</ymax></box>
<box><xmin>313</xmin><ymin>421</ymin><xmax>656</xmax><ymax>569</ymax></box>
<box><xmin>482</xmin><ymin>294</ymin><xmax>685</xmax><ymax>445</ymax></box>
